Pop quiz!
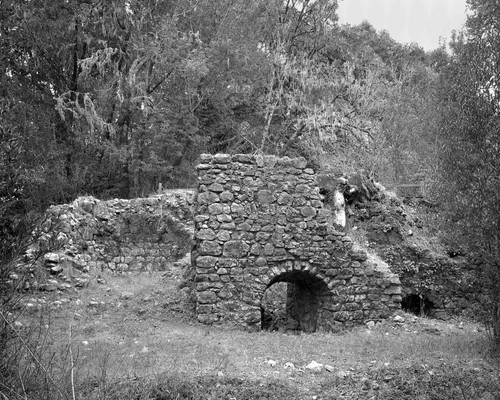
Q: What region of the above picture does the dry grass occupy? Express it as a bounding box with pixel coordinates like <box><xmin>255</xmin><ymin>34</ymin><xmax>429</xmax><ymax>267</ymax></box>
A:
<box><xmin>6</xmin><ymin>269</ymin><xmax>500</xmax><ymax>399</ymax></box>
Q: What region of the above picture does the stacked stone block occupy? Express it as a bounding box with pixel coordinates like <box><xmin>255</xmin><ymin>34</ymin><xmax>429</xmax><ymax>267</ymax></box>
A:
<box><xmin>193</xmin><ymin>154</ymin><xmax>402</xmax><ymax>331</ymax></box>
<box><xmin>38</xmin><ymin>192</ymin><xmax>194</xmax><ymax>273</ymax></box>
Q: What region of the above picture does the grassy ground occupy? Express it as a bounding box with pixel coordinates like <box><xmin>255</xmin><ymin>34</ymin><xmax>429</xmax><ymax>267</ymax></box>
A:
<box><xmin>8</xmin><ymin>267</ymin><xmax>500</xmax><ymax>400</ymax></box>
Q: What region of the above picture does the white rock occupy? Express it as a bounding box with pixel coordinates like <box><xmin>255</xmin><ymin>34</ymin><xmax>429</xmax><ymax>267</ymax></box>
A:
<box><xmin>305</xmin><ymin>361</ymin><xmax>323</xmax><ymax>372</ymax></box>
<box><xmin>332</xmin><ymin>190</ymin><xmax>346</xmax><ymax>227</ymax></box>
<box><xmin>44</xmin><ymin>253</ymin><xmax>59</xmax><ymax>264</ymax></box>
<box><xmin>336</xmin><ymin>370</ymin><xmax>349</xmax><ymax>379</ymax></box>
<box><xmin>82</xmin><ymin>341</ymin><xmax>89</xmax><ymax>346</ymax></box>
<box><xmin>59</xmin><ymin>283</ymin><xmax>72</xmax><ymax>290</ymax></box>
<box><xmin>74</xmin><ymin>278</ymin><xmax>89</xmax><ymax>287</ymax></box>
<box><xmin>366</xmin><ymin>321</ymin><xmax>375</xmax><ymax>329</ymax></box>
<box><xmin>267</xmin><ymin>359</ymin><xmax>277</xmax><ymax>367</ymax></box>
<box><xmin>56</xmin><ymin>232</ymin><xmax>68</xmax><ymax>242</ymax></box>
<box><xmin>284</xmin><ymin>362</ymin><xmax>295</xmax><ymax>369</ymax></box>
<box><xmin>393</xmin><ymin>315</ymin><xmax>405</xmax><ymax>323</ymax></box>
<box><xmin>324</xmin><ymin>364</ymin><xmax>334</xmax><ymax>372</ymax></box>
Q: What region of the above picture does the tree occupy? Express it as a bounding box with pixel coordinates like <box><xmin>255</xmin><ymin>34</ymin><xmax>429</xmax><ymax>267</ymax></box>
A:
<box><xmin>53</xmin><ymin>0</ymin><xmax>214</xmax><ymax>195</ymax></box>
<box><xmin>0</xmin><ymin>0</ymin><xmax>135</xmax><ymax>200</ymax></box>
<box><xmin>436</xmin><ymin>0</ymin><xmax>500</xmax><ymax>342</ymax></box>
<box><xmin>379</xmin><ymin>57</ymin><xmax>443</xmax><ymax>186</ymax></box>
<box><xmin>0</xmin><ymin>0</ymin><xmax>454</xmax><ymax>204</ymax></box>
<box><xmin>304</xmin><ymin>21</ymin><xmax>445</xmax><ymax>184</ymax></box>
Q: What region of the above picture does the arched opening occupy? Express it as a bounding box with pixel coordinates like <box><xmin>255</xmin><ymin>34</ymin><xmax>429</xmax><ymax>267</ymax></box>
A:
<box><xmin>401</xmin><ymin>293</ymin><xmax>435</xmax><ymax>316</ymax></box>
<box><xmin>260</xmin><ymin>270</ymin><xmax>329</xmax><ymax>333</ymax></box>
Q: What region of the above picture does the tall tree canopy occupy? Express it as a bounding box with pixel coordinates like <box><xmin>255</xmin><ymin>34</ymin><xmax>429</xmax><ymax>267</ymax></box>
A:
<box><xmin>435</xmin><ymin>0</ymin><xmax>500</xmax><ymax>340</ymax></box>
<box><xmin>1</xmin><ymin>0</ymin><xmax>446</xmax><ymax>202</ymax></box>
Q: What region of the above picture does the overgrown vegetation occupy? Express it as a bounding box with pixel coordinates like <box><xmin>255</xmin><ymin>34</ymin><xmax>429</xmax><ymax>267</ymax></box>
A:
<box><xmin>0</xmin><ymin>0</ymin><xmax>446</xmax><ymax>201</ymax></box>
<box><xmin>434</xmin><ymin>0</ymin><xmax>500</xmax><ymax>346</ymax></box>
<box><xmin>2</xmin><ymin>269</ymin><xmax>499</xmax><ymax>400</ymax></box>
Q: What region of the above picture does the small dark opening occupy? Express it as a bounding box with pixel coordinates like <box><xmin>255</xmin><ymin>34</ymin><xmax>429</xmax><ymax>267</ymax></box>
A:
<box><xmin>447</xmin><ymin>250</ymin><xmax>463</xmax><ymax>258</ymax></box>
<box><xmin>319</xmin><ymin>188</ymin><xmax>331</xmax><ymax>206</ymax></box>
<box><xmin>402</xmin><ymin>294</ymin><xmax>435</xmax><ymax>316</ymax></box>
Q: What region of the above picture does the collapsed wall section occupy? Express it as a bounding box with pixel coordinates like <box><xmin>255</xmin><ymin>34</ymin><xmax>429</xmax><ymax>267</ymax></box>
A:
<box><xmin>193</xmin><ymin>154</ymin><xmax>402</xmax><ymax>331</ymax></box>
<box><xmin>37</xmin><ymin>191</ymin><xmax>194</xmax><ymax>275</ymax></box>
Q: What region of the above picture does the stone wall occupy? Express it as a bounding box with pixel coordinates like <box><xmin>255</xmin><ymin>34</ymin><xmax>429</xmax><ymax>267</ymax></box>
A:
<box><xmin>323</xmin><ymin>173</ymin><xmax>486</xmax><ymax>319</ymax></box>
<box><xmin>36</xmin><ymin>191</ymin><xmax>194</xmax><ymax>274</ymax></box>
<box><xmin>192</xmin><ymin>154</ymin><xmax>402</xmax><ymax>331</ymax></box>
<box><xmin>383</xmin><ymin>244</ymin><xmax>485</xmax><ymax>319</ymax></box>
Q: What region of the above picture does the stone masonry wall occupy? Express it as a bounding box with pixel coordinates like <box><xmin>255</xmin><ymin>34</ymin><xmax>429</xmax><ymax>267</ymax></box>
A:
<box><xmin>36</xmin><ymin>191</ymin><xmax>194</xmax><ymax>275</ymax></box>
<box><xmin>192</xmin><ymin>154</ymin><xmax>402</xmax><ymax>331</ymax></box>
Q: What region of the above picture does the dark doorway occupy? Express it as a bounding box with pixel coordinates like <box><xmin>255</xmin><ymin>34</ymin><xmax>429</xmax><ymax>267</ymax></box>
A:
<box><xmin>401</xmin><ymin>293</ymin><xmax>435</xmax><ymax>316</ymax></box>
<box><xmin>260</xmin><ymin>270</ymin><xmax>327</xmax><ymax>333</ymax></box>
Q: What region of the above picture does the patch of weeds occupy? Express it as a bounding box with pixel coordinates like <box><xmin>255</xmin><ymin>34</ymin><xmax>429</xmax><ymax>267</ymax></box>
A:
<box><xmin>196</xmin><ymin>376</ymin><xmax>303</xmax><ymax>400</ymax></box>
<box><xmin>319</xmin><ymin>363</ymin><xmax>500</xmax><ymax>400</ymax></box>
<box><xmin>77</xmin><ymin>374</ymin><xmax>303</xmax><ymax>400</ymax></box>
<box><xmin>0</xmin><ymin>313</ymin><xmax>78</xmax><ymax>400</ymax></box>
<box><xmin>383</xmin><ymin>363</ymin><xmax>500</xmax><ymax>400</ymax></box>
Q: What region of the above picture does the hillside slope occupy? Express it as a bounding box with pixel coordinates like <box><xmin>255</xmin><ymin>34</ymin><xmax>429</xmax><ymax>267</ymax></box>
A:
<box><xmin>331</xmin><ymin>173</ymin><xmax>484</xmax><ymax>320</ymax></box>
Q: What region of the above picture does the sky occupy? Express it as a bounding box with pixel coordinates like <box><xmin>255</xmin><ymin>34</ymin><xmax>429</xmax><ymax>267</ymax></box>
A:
<box><xmin>337</xmin><ymin>0</ymin><xmax>468</xmax><ymax>51</ymax></box>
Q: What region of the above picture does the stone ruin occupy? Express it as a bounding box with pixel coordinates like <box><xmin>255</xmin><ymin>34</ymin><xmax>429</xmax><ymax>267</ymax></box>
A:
<box><xmin>24</xmin><ymin>191</ymin><xmax>194</xmax><ymax>292</ymax></box>
<box><xmin>19</xmin><ymin>153</ymin><xmax>483</xmax><ymax>329</ymax></box>
<box><xmin>192</xmin><ymin>154</ymin><xmax>402</xmax><ymax>332</ymax></box>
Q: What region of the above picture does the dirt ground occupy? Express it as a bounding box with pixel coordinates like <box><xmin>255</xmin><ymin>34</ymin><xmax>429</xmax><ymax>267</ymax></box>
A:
<box><xmin>13</xmin><ymin>265</ymin><xmax>500</xmax><ymax>399</ymax></box>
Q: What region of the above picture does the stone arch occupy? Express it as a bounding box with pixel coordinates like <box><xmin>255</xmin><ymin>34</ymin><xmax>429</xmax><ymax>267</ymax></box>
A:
<box><xmin>261</xmin><ymin>260</ymin><xmax>331</xmax><ymax>288</ymax></box>
<box><xmin>261</xmin><ymin>263</ymin><xmax>332</xmax><ymax>333</ymax></box>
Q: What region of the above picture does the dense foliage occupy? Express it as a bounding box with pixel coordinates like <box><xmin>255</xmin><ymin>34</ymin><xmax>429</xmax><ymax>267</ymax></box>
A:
<box><xmin>435</xmin><ymin>0</ymin><xmax>500</xmax><ymax>342</ymax></box>
<box><xmin>0</xmin><ymin>0</ymin><xmax>444</xmax><ymax>204</ymax></box>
